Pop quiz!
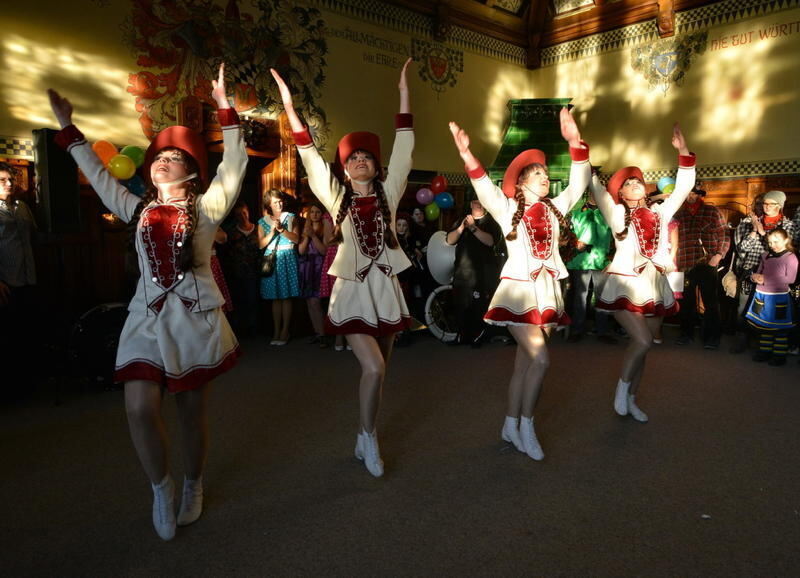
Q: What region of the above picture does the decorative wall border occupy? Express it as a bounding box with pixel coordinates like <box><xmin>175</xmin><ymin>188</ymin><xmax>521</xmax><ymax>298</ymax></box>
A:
<box><xmin>309</xmin><ymin>0</ymin><xmax>526</xmax><ymax>64</ymax></box>
<box><xmin>541</xmin><ymin>0</ymin><xmax>800</xmax><ymax>66</ymax></box>
<box><xmin>0</xmin><ymin>137</ymin><xmax>34</xmax><ymax>160</ymax></box>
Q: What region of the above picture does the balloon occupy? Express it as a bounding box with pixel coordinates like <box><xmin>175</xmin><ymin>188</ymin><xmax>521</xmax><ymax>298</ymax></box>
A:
<box><xmin>657</xmin><ymin>176</ymin><xmax>675</xmax><ymax>192</ymax></box>
<box><xmin>434</xmin><ymin>191</ymin><xmax>454</xmax><ymax>209</ymax></box>
<box><xmin>120</xmin><ymin>145</ymin><xmax>146</xmax><ymax>168</ymax></box>
<box><xmin>92</xmin><ymin>140</ymin><xmax>118</xmax><ymax>166</ymax></box>
<box><xmin>108</xmin><ymin>154</ymin><xmax>136</xmax><ymax>180</ymax></box>
<box><xmin>121</xmin><ymin>174</ymin><xmax>147</xmax><ymax>197</ymax></box>
<box><xmin>430</xmin><ymin>175</ymin><xmax>448</xmax><ymax>195</ymax></box>
<box><xmin>424</xmin><ymin>202</ymin><xmax>440</xmax><ymax>221</ymax></box>
<box><xmin>661</xmin><ymin>183</ymin><xmax>675</xmax><ymax>195</ymax></box>
<box><xmin>416</xmin><ymin>187</ymin><xmax>434</xmax><ymax>205</ymax></box>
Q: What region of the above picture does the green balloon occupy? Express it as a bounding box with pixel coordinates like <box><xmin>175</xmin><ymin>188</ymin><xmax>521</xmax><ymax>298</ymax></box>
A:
<box><xmin>662</xmin><ymin>183</ymin><xmax>675</xmax><ymax>195</ymax></box>
<box><xmin>424</xmin><ymin>202</ymin><xmax>440</xmax><ymax>221</ymax></box>
<box><xmin>121</xmin><ymin>145</ymin><xmax>146</xmax><ymax>168</ymax></box>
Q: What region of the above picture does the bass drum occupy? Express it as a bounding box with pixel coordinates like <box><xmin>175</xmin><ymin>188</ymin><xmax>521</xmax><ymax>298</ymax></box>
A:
<box><xmin>424</xmin><ymin>285</ymin><xmax>458</xmax><ymax>343</ymax></box>
<box><xmin>69</xmin><ymin>303</ymin><xmax>129</xmax><ymax>389</ymax></box>
<box><xmin>425</xmin><ymin>230</ymin><xmax>456</xmax><ymax>286</ymax></box>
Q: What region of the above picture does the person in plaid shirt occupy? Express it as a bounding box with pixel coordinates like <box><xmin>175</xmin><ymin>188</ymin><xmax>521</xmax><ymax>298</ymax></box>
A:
<box><xmin>730</xmin><ymin>191</ymin><xmax>795</xmax><ymax>353</ymax></box>
<box><xmin>674</xmin><ymin>186</ymin><xmax>730</xmax><ymax>349</ymax></box>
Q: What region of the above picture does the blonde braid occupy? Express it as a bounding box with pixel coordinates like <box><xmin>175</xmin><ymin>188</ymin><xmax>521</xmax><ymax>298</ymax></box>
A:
<box><xmin>332</xmin><ymin>186</ymin><xmax>355</xmax><ymax>244</ymax></box>
<box><xmin>179</xmin><ymin>185</ymin><xmax>198</xmax><ymax>271</ymax></box>
<box><xmin>374</xmin><ymin>180</ymin><xmax>398</xmax><ymax>249</ymax></box>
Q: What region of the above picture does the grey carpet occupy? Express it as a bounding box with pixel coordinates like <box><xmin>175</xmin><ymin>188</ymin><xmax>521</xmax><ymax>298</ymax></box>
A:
<box><xmin>2</xmin><ymin>328</ymin><xmax>799</xmax><ymax>576</ymax></box>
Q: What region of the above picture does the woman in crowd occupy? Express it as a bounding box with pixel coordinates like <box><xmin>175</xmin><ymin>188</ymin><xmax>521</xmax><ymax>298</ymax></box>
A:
<box><xmin>227</xmin><ymin>201</ymin><xmax>262</xmax><ymax>337</ymax></box>
<box><xmin>258</xmin><ymin>188</ymin><xmax>301</xmax><ymax>345</ymax></box>
<box><xmin>730</xmin><ymin>191</ymin><xmax>794</xmax><ymax>353</ymax></box>
<box><xmin>448</xmin><ymin>108</ymin><xmax>591</xmax><ymax>461</ymax></box>
<box><xmin>48</xmin><ymin>63</ymin><xmax>247</xmax><ymax>540</ymax></box>
<box><xmin>298</xmin><ymin>201</ymin><xmax>329</xmax><ymax>347</ymax></box>
<box><xmin>745</xmin><ymin>228</ymin><xmax>798</xmax><ymax>365</ymax></box>
<box><xmin>271</xmin><ymin>59</ymin><xmax>414</xmax><ymax>477</ymax></box>
<box><xmin>589</xmin><ymin>123</ymin><xmax>694</xmax><ymax>423</ymax></box>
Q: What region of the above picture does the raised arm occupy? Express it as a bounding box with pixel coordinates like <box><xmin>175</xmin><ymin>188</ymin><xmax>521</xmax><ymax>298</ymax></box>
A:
<box><xmin>47</xmin><ymin>89</ymin><xmax>141</xmax><ymax>222</ymax></box>
<box><xmin>398</xmin><ymin>57</ymin><xmax>411</xmax><ymax>114</ymax></box>
<box><xmin>589</xmin><ymin>174</ymin><xmax>624</xmax><ymax>234</ymax></box>
<box><xmin>552</xmin><ymin>107</ymin><xmax>591</xmax><ymax>213</ymax></box>
<box><xmin>270</xmin><ymin>68</ymin><xmax>305</xmax><ymax>134</ymax></box>
<box><xmin>197</xmin><ymin>63</ymin><xmax>248</xmax><ymax>223</ymax></box>
<box><xmin>384</xmin><ymin>58</ymin><xmax>415</xmax><ymax>206</ymax></box>
<box><xmin>660</xmin><ymin>123</ymin><xmax>696</xmax><ymax>219</ymax></box>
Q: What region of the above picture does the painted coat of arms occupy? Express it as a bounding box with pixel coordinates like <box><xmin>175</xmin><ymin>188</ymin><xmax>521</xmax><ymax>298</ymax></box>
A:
<box><xmin>631</xmin><ymin>31</ymin><xmax>708</xmax><ymax>94</ymax></box>
<box><xmin>411</xmin><ymin>38</ymin><xmax>463</xmax><ymax>94</ymax></box>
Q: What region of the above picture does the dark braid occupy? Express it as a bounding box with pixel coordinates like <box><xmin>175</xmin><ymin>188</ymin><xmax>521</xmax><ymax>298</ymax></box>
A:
<box><xmin>615</xmin><ymin>196</ymin><xmax>654</xmax><ymax>240</ymax></box>
<box><xmin>506</xmin><ymin>188</ymin><xmax>525</xmax><ymax>241</ymax></box>
<box><xmin>179</xmin><ymin>185</ymin><xmax>199</xmax><ymax>271</ymax></box>
<box><xmin>374</xmin><ymin>179</ymin><xmax>398</xmax><ymax>249</ymax></box>
<box><xmin>332</xmin><ymin>185</ymin><xmax>355</xmax><ymax>244</ymax></box>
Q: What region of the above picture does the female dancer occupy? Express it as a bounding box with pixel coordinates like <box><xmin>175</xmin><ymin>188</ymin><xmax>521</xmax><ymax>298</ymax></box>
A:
<box><xmin>48</xmin><ymin>63</ymin><xmax>247</xmax><ymax>540</ymax></box>
<box><xmin>271</xmin><ymin>59</ymin><xmax>414</xmax><ymax>477</ymax></box>
<box><xmin>259</xmin><ymin>188</ymin><xmax>301</xmax><ymax>345</ymax></box>
<box><xmin>449</xmin><ymin>109</ymin><xmax>591</xmax><ymax>461</ymax></box>
<box><xmin>589</xmin><ymin>123</ymin><xmax>694</xmax><ymax>422</ymax></box>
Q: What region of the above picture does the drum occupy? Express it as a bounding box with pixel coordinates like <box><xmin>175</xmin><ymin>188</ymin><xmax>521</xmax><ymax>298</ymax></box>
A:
<box><xmin>426</xmin><ymin>230</ymin><xmax>456</xmax><ymax>286</ymax></box>
<box><xmin>69</xmin><ymin>303</ymin><xmax>128</xmax><ymax>389</ymax></box>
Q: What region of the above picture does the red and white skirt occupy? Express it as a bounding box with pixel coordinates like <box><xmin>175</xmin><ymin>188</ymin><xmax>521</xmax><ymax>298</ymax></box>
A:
<box><xmin>596</xmin><ymin>261</ymin><xmax>678</xmax><ymax>317</ymax></box>
<box><xmin>326</xmin><ymin>266</ymin><xmax>411</xmax><ymax>336</ymax></box>
<box><xmin>114</xmin><ymin>292</ymin><xmax>241</xmax><ymax>393</ymax></box>
<box><xmin>484</xmin><ymin>275</ymin><xmax>569</xmax><ymax>328</ymax></box>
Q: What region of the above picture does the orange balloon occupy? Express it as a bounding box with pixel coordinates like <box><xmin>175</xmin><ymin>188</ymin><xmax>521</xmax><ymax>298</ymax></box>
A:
<box><xmin>92</xmin><ymin>140</ymin><xmax>118</xmax><ymax>166</ymax></box>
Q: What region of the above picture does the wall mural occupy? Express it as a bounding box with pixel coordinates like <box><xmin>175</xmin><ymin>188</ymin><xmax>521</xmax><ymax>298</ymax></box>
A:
<box><xmin>411</xmin><ymin>38</ymin><xmax>463</xmax><ymax>95</ymax></box>
<box><xmin>123</xmin><ymin>0</ymin><xmax>331</xmax><ymax>146</ymax></box>
<box><xmin>630</xmin><ymin>31</ymin><xmax>708</xmax><ymax>94</ymax></box>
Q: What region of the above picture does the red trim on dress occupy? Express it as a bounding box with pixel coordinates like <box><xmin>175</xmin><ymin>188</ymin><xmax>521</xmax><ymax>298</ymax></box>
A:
<box><xmin>292</xmin><ymin>128</ymin><xmax>314</xmax><ymax>147</ymax></box>
<box><xmin>569</xmin><ymin>141</ymin><xmax>590</xmax><ymax>162</ymax></box>
<box><xmin>484</xmin><ymin>306</ymin><xmax>570</xmax><ymax>327</ymax></box>
<box><xmin>54</xmin><ymin>125</ymin><xmax>85</xmax><ymax>150</ymax></box>
<box><xmin>217</xmin><ymin>108</ymin><xmax>240</xmax><ymax>127</ymax></box>
<box><xmin>325</xmin><ymin>315</ymin><xmax>410</xmax><ymax>336</ymax></box>
<box><xmin>596</xmin><ymin>297</ymin><xmax>679</xmax><ymax>317</ymax></box>
<box><xmin>523</xmin><ymin>203</ymin><xmax>553</xmax><ymax>261</ymax></box>
<box><xmin>395</xmin><ymin>113</ymin><xmax>413</xmax><ymax>129</ymax></box>
<box><xmin>114</xmin><ymin>345</ymin><xmax>242</xmax><ymax>393</ymax></box>
<box><xmin>679</xmin><ymin>152</ymin><xmax>696</xmax><ymax>167</ymax></box>
<box><xmin>467</xmin><ymin>166</ymin><xmax>486</xmax><ymax>180</ymax></box>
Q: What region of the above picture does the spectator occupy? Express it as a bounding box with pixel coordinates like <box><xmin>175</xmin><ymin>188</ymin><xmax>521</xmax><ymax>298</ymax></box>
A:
<box><xmin>258</xmin><ymin>188</ymin><xmax>301</xmax><ymax>346</ymax></box>
<box><xmin>298</xmin><ymin>202</ymin><xmax>328</xmax><ymax>347</ymax></box>
<box><xmin>445</xmin><ymin>193</ymin><xmax>502</xmax><ymax>347</ymax></box>
<box><xmin>729</xmin><ymin>192</ymin><xmax>794</xmax><ymax>353</ymax></box>
<box><xmin>674</xmin><ymin>185</ymin><xmax>730</xmax><ymax>349</ymax></box>
<box><xmin>226</xmin><ymin>201</ymin><xmax>261</xmax><ymax>337</ymax></box>
<box><xmin>744</xmin><ymin>228</ymin><xmax>797</xmax><ymax>366</ymax></box>
<box><xmin>0</xmin><ymin>161</ymin><xmax>37</xmax><ymax>394</ymax></box>
<box><xmin>565</xmin><ymin>191</ymin><xmax>616</xmax><ymax>344</ymax></box>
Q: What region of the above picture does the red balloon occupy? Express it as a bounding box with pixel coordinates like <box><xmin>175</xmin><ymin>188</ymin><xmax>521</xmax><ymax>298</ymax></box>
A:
<box><xmin>431</xmin><ymin>175</ymin><xmax>448</xmax><ymax>195</ymax></box>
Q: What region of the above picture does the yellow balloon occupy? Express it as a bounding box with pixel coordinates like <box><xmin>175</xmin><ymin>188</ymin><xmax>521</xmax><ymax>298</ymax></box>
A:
<box><xmin>107</xmin><ymin>154</ymin><xmax>136</xmax><ymax>180</ymax></box>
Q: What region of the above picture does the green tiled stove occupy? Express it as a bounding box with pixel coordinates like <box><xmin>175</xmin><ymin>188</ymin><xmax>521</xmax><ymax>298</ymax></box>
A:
<box><xmin>488</xmin><ymin>98</ymin><xmax>574</xmax><ymax>198</ymax></box>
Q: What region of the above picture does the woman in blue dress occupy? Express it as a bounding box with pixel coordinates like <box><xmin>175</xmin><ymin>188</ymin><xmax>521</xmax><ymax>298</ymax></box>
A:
<box><xmin>259</xmin><ymin>188</ymin><xmax>300</xmax><ymax>345</ymax></box>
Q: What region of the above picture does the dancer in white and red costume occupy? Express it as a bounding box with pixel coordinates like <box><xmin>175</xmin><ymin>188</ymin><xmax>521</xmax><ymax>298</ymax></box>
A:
<box><xmin>48</xmin><ymin>64</ymin><xmax>247</xmax><ymax>540</ymax></box>
<box><xmin>589</xmin><ymin>123</ymin><xmax>695</xmax><ymax>422</ymax></box>
<box><xmin>271</xmin><ymin>60</ymin><xmax>414</xmax><ymax>477</ymax></box>
<box><xmin>449</xmin><ymin>110</ymin><xmax>591</xmax><ymax>461</ymax></box>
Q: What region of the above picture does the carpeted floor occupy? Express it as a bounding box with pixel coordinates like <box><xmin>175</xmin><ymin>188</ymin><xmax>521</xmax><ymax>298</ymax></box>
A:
<box><xmin>2</xmin><ymin>328</ymin><xmax>799</xmax><ymax>576</ymax></box>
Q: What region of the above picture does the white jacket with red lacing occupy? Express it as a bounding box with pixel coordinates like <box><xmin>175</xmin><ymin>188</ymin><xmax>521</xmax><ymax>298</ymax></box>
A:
<box><xmin>293</xmin><ymin>115</ymin><xmax>413</xmax><ymax>282</ymax></box>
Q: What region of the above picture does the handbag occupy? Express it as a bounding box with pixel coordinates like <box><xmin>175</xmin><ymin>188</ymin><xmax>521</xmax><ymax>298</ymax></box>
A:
<box><xmin>260</xmin><ymin>226</ymin><xmax>282</xmax><ymax>277</ymax></box>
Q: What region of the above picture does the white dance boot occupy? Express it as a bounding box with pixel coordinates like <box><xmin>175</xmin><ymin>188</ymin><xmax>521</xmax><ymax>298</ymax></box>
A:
<box><xmin>501</xmin><ymin>416</ymin><xmax>524</xmax><ymax>453</ymax></box>
<box><xmin>614</xmin><ymin>379</ymin><xmax>631</xmax><ymax>416</ymax></box>
<box><xmin>357</xmin><ymin>429</ymin><xmax>384</xmax><ymax>478</ymax></box>
<box><xmin>627</xmin><ymin>394</ymin><xmax>649</xmax><ymax>423</ymax></box>
<box><xmin>519</xmin><ymin>417</ymin><xmax>544</xmax><ymax>461</ymax></box>
<box><xmin>151</xmin><ymin>475</ymin><xmax>176</xmax><ymax>541</ymax></box>
<box><xmin>177</xmin><ymin>476</ymin><xmax>204</xmax><ymax>526</ymax></box>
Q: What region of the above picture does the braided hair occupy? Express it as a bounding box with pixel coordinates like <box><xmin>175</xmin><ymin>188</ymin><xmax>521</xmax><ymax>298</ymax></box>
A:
<box><xmin>506</xmin><ymin>162</ymin><xmax>547</xmax><ymax>242</ymax></box>
<box><xmin>540</xmin><ymin>197</ymin><xmax>577</xmax><ymax>250</ymax></box>
<box><xmin>332</xmin><ymin>173</ymin><xmax>398</xmax><ymax>250</ymax></box>
<box><xmin>128</xmin><ymin>147</ymin><xmax>201</xmax><ymax>272</ymax></box>
<box><xmin>614</xmin><ymin>178</ymin><xmax>653</xmax><ymax>240</ymax></box>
